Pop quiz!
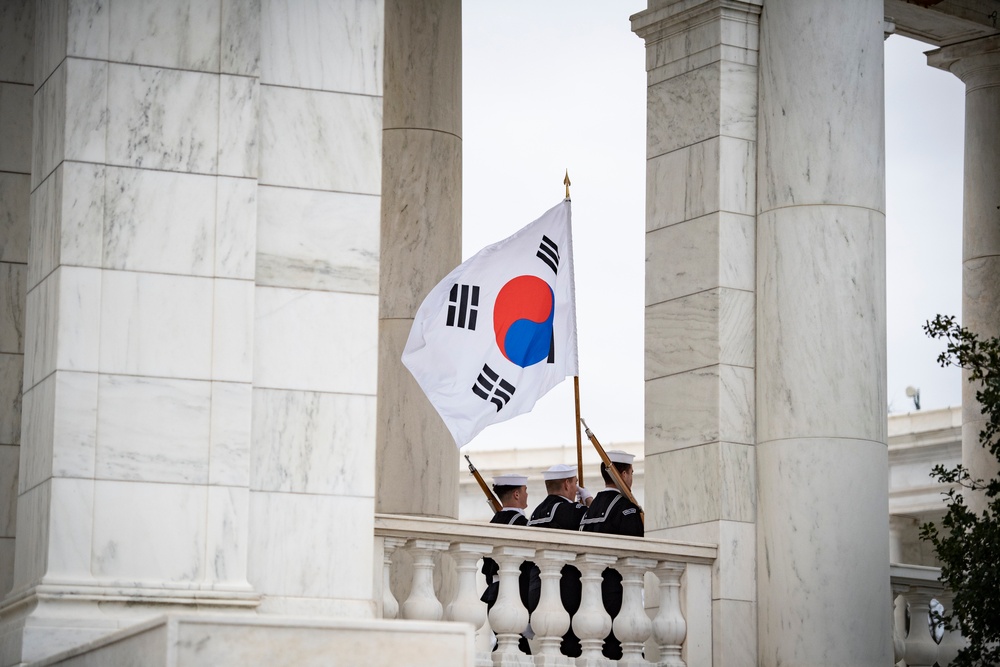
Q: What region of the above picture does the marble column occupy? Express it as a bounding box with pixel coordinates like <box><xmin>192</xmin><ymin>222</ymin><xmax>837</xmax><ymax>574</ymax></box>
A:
<box><xmin>0</xmin><ymin>0</ymin><xmax>32</xmax><ymax>606</ymax></box>
<box><xmin>377</xmin><ymin>0</ymin><xmax>462</xmax><ymax>517</ymax></box>
<box><xmin>928</xmin><ymin>36</ymin><xmax>1000</xmax><ymax>507</ymax></box>
<box><xmin>756</xmin><ymin>0</ymin><xmax>890</xmax><ymax>664</ymax></box>
<box><xmin>631</xmin><ymin>3</ymin><xmax>760</xmax><ymax>665</ymax></box>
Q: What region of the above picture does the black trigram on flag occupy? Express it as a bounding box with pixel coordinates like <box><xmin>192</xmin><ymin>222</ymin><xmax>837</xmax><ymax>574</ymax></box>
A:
<box><xmin>472</xmin><ymin>364</ymin><xmax>516</xmax><ymax>412</ymax></box>
<box><xmin>536</xmin><ymin>235</ymin><xmax>559</xmax><ymax>274</ymax></box>
<box><xmin>446</xmin><ymin>284</ymin><xmax>479</xmax><ymax>330</ymax></box>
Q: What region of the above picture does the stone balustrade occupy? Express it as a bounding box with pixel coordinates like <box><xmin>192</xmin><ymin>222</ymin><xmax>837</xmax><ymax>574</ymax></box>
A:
<box><xmin>374</xmin><ymin>514</ymin><xmax>717</xmax><ymax>667</ymax></box>
<box><xmin>891</xmin><ymin>563</ymin><xmax>967</xmax><ymax>667</ymax></box>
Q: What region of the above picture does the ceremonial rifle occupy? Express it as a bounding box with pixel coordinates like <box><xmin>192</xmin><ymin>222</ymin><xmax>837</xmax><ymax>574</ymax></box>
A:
<box><xmin>465</xmin><ymin>454</ymin><xmax>502</xmax><ymax>514</ymax></box>
<box><xmin>580</xmin><ymin>418</ymin><xmax>645</xmax><ymax>525</ymax></box>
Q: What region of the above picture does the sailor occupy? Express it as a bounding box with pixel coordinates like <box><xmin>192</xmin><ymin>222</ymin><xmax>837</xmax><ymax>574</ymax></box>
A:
<box><xmin>480</xmin><ymin>473</ymin><xmax>539</xmax><ymax>654</ymax></box>
<box><xmin>527</xmin><ymin>463</ymin><xmax>594</xmax><ymax>657</ymax></box>
<box><xmin>579</xmin><ymin>450</ymin><xmax>643</xmax><ymax>660</ymax></box>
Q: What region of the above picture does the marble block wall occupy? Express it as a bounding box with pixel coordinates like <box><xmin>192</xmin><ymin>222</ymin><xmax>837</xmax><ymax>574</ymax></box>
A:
<box><xmin>0</xmin><ymin>1</ymin><xmax>384</xmax><ymax>664</ymax></box>
<box><xmin>0</xmin><ymin>0</ymin><xmax>32</xmax><ymax>608</ymax></box>
<box><xmin>631</xmin><ymin>2</ymin><xmax>760</xmax><ymax>665</ymax></box>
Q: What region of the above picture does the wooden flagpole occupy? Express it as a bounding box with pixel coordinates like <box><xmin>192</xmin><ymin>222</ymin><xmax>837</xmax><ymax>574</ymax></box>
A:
<box><xmin>564</xmin><ymin>169</ymin><xmax>584</xmax><ymax>487</ymax></box>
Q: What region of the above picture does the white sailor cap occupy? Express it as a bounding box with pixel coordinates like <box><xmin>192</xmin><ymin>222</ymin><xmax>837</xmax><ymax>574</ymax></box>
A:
<box><xmin>492</xmin><ymin>473</ymin><xmax>528</xmax><ymax>486</ymax></box>
<box><xmin>606</xmin><ymin>450</ymin><xmax>635</xmax><ymax>465</ymax></box>
<box><xmin>541</xmin><ymin>464</ymin><xmax>577</xmax><ymax>481</ymax></box>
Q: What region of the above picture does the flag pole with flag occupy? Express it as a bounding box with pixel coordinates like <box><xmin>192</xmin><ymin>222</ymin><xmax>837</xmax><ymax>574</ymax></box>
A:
<box><xmin>402</xmin><ymin>198</ymin><xmax>579</xmax><ymax>448</ymax></box>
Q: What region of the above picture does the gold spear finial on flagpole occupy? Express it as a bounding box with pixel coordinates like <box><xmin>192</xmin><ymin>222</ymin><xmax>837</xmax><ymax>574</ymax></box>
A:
<box><xmin>564</xmin><ymin>169</ymin><xmax>571</xmax><ymax>200</ymax></box>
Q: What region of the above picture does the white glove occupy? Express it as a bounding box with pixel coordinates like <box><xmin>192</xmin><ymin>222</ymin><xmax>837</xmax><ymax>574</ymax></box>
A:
<box><xmin>577</xmin><ymin>486</ymin><xmax>592</xmax><ymax>503</ymax></box>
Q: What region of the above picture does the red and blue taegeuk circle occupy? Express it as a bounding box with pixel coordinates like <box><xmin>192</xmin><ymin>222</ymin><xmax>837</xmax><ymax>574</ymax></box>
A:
<box><xmin>493</xmin><ymin>275</ymin><xmax>554</xmax><ymax>368</ymax></box>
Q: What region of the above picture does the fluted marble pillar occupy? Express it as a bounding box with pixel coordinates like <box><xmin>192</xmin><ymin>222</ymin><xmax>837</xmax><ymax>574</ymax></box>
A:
<box><xmin>756</xmin><ymin>0</ymin><xmax>890</xmax><ymax>664</ymax></box>
<box><xmin>377</xmin><ymin>0</ymin><xmax>462</xmax><ymax>518</ymax></box>
<box><xmin>928</xmin><ymin>36</ymin><xmax>1000</xmax><ymax>509</ymax></box>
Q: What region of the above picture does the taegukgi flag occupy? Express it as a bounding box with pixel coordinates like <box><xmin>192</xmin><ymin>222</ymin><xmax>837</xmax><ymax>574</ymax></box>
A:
<box><xmin>402</xmin><ymin>199</ymin><xmax>579</xmax><ymax>447</ymax></box>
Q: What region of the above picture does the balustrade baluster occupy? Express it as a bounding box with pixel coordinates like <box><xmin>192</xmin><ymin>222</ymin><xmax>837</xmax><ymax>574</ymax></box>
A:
<box><xmin>935</xmin><ymin>591</ymin><xmax>968</xmax><ymax>666</ymax></box>
<box><xmin>615</xmin><ymin>557</ymin><xmax>656</xmax><ymax>666</ymax></box>
<box><xmin>902</xmin><ymin>587</ymin><xmax>940</xmax><ymax>667</ymax></box>
<box><xmin>890</xmin><ymin>583</ymin><xmax>908</xmax><ymax>666</ymax></box>
<box><xmin>573</xmin><ymin>553</ymin><xmax>618</xmax><ymax>667</ymax></box>
<box><xmin>651</xmin><ymin>562</ymin><xmax>686</xmax><ymax>667</ymax></box>
<box><xmin>531</xmin><ymin>549</ymin><xmax>576</xmax><ymax>667</ymax></box>
<box><xmin>401</xmin><ymin>538</ymin><xmax>449</xmax><ymax>621</ymax></box>
<box><xmin>381</xmin><ymin>537</ymin><xmax>408</xmax><ymax>619</ymax></box>
<box><xmin>489</xmin><ymin>546</ymin><xmax>535</xmax><ymax>667</ymax></box>
<box><xmin>446</xmin><ymin>542</ymin><xmax>494</xmax><ymax>667</ymax></box>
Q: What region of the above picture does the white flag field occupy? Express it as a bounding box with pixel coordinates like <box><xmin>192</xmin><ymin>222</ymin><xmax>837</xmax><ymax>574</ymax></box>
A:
<box><xmin>402</xmin><ymin>199</ymin><xmax>579</xmax><ymax>447</ymax></box>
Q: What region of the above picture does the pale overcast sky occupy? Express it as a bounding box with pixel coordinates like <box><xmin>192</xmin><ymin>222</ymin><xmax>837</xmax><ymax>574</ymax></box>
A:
<box><xmin>459</xmin><ymin>2</ymin><xmax>965</xmax><ymax>452</ymax></box>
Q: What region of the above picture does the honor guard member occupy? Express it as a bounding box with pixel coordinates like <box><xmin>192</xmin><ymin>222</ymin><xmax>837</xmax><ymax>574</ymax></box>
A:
<box><xmin>480</xmin><ymin>473</ymin><xmax>539</xmax><ymax>655</ymax></box>
<box><xmin>528</xmin><ymin>463</ymin><xmax>593</xmax><ymax>529</ymax></box>
<box><xmin>580</xmin><ymin>450</ymin><xmax>643</xmax><ymax>660</ymax></box>
<box><xmin>527</xmin><ymin>464</ymin><xmax>594</xmax><ymax>657</ymax></box>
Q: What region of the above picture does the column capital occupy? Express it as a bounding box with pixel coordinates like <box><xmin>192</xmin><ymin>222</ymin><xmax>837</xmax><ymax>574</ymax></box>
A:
<box><xmin>631</xmin><ymin>0</ymin><xmax>762</xmax><ymax>45</ymax></box>
<box><xmin>928</xmin><ymin>34</ymin><xmax>1000</xmax><ymax>91</ymax></box>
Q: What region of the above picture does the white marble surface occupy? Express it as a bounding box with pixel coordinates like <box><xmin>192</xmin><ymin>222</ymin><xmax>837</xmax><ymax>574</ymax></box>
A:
<box><xmin>645</xmin><ymin>364</ymin><xmax>754</xmax><ymax>454</ymax></box>
<box><xmin>218</xmin><ymin>76</ymin><xmax>259</xmax><ymax>178</ymax></box>
<box><xmin>24</xmin><ymin>266</ymin><xmax>102</xmax><ymax>389</ymax></box>
<box><xmin>713</xmin><ymin>599</ymin><xmax>756</xmax><ymax>667</ymax></box>
<box><xmin>0</xmin><ymin>354</ymin><xmax>21</xmax><ymax>445</ymax></box>
<box><xmin>12</xmin><ymin>478</ymin><xmax>47</xmax><ymax>591</ymax></box>
<box><xmin>95</xmin><ymin>375</ymin><xmax>211</xmax><ymax>484</ymax></box>
<box><xmin>109</xmin><ymin>0</ymin><xmax>220</xmax><ymax>72</ymax></box>
<box><xmin>0</xmin><ymin>535</ymin><xmax>12</xmax><ymax>597</ymax></box>
<box><xmin>646</xmin><ymin>287</ymin><xmax>754</xmax><ymax>379</ymax></box>
<box><xmin>91</xmin><ymin>480</ymin><xmax>207</xmax><ymax>583</ymax></box>
<box><xmin>259</xmin><ymin>86</ymin><xmax>382</xmax><ymax>194</ymax></box>
<box><xmin>0</xmin><ymin>263</ymin><xmax>26</xmax><ymax>354</ymax></box>
<box><xmin>756</xmin><ymin>206</ymin><xmax>887</xmax><ymax>443</ymax></box>
<box><xmin>644</xmin><ymin>443</ymin><xmax>755</xmax><ymax>526</ymax></box>
<box><xmin>261</xmin><ymin>0</ymin><xmax>383</xmax><ymax>95</ymax></box>
<box><xmin>209</xmin><ymin>381</ymin><xmax>251</xmax><ymax>487</ymax></box>
<box><xmin>757</xmin><ymin>0</ymin><xmax>884</xmax><ymax>213</ymax></box>
<box><xmin>205</xmin><ymin>485</ymin><xmax>250</xmax><ymax>586</ymax></box>
<box><xmin>19</xmin><ymin>371</ymin><xmax>98</xmax><ymax>492</ymax></box>
<box><xmin>382</xmin><ymin>0</ymin><xmax>459</xmax><ymax>133</ymax></box>
<box><xmin>31</xmin><ymin>59</ymin><xmax>109</xmax><ymax>190</ymax></box>
<box><xmin>0</xmin><ymin>444</ymin><xmax>16</xmax><ymax>534</ymax></box>
<box><xmin>215</xmin><ymin>177</ymin><xmax>257</xmax><ymax>280</ymax></box>
<box><xmin>107</xmin><ymin>63</ymin><xmax>218</xmax><ymax>174</ymax></box>
<box><xmin>646</xmin><ymin>212</ymin><xmax>754</xmax><ymax>307</ymax></box>
<box><xmin>29</xmin><ymin>162</ymin><xmax>106</xmax><ymax>289</ymax></box>
<box><xmin>248</xmin><ymin>491</ymin><xmax>374</xmax><ymax>600</ymax></box>
<box><xmin>0</xmin><ymin>0</ymin><xmax>34</xmax><ymax>84</ymax></box>
<box><xmin>253</xmin><ymin>287</ymin><xmax>377</xmax><ymax>394</ymax></box>
<box><xmin>375</xmin><ymin>318</ymin><xmax>457</xmax><ymax>516</ymax></box>
<box><xmin>46</xmin><ymin>477</ymin><xmax>94</xmax><ymax>580</ymax></box>
<box><xmin>646</xmin><ymin>137</ymin><xmax>754</xmax><ymax>230</ymax></box>
<box><xmin>222</xmin><ymin>0</ymin><xmax>261</xmax><ymax>76</ymax></box>
<box><xmin>251</xmin><ymin>388</ymin><xmax>375</xmax><ymax>496</ymax></box>
<box><xmin>756</xmin><ymin>437</ymin><xmax>891</xmax><ymax>665</ymax></box>
<box><xmin>99</xmin><ymin>271</ymin><xmax>213</xmax><ymax>380</ymax></box>
<box><xmin>0</xmin><ymin>172</ymin><xmax>30</xmax><ymax>264</ymax></box>
<box><xmin>212</xmin><ymin>279</ymin><xmax>254</xmax><ymax>382</ymax></box>
<box><xmin>104</xmin><ymin>167</ymin><xmax>215</xmax><ymax>275</ymax></box>
<box><xmin>651</xmin><ymin>519</ymin><xmax>756</xmax><ymax>604</ymax></box>
<box><xmin>33</xmin><ymin>614</ymin><xmax>475</xmax><ymax>667</ymax></box>
<box><xmin>1</xmin><ymin>82</ymin><xmax>32</xmax><ymax>173</ymax></box>
<box><xmin>378</xmin><ymin>129</ymin><xmax>462</xmax><ymax>318</ymax></box>
<box><xmin>256</xmin><ymin>186</ymin><xmax>379</xmax><ymax>294</ymax></box>
<box><xmin>34</xmin><ymin>0</ymin><xmax>109</xmax><ymax>86</ymax></box>
<box><xmin>647</xmin><ymin>61</ymin><xmax>757</xmax><ymax>158</ymax></box>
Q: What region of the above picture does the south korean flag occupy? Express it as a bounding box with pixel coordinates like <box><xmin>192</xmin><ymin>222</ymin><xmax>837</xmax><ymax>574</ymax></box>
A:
<box><xmin>402</xmin><ymin>199</ymin><xmax>579</xmax><ymax>447</ymax></box>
